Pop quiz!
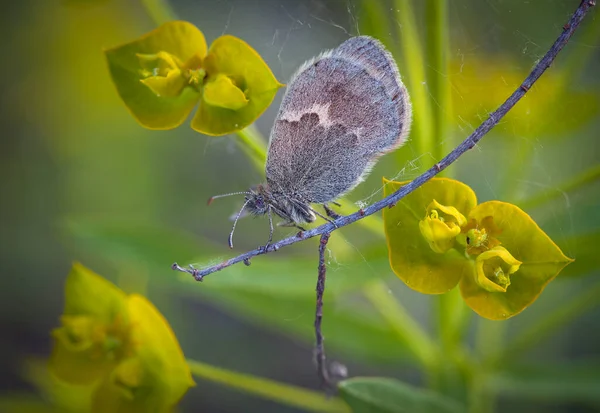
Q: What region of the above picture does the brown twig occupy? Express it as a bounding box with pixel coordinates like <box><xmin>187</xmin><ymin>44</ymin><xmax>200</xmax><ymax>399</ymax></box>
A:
<box><xmin>172</xmin><ymin>0</ymin><xmax>596</xmax><ymax>387</ymax></box>
<box><xmin>172</xmin><ymin>0</ymin><xmax>595</xmax><ymax>282</ymax></box>
<box><xmin>315</xmin><ymin>232</ymin><xmax>332</xmax><ymax>389</ymax></box>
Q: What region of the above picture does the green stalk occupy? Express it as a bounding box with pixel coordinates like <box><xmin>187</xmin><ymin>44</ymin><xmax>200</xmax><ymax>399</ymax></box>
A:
<box><xmin>437</xmin><ymin>288</ymin><xmax>470</xmax><ymax>352</ymax></box>
<box><xmin>140</xmin><ymin>0</ymin><xmax>176</xmax><ymax>24</ymax></box>
<box><xmin>235</xmin><ymin>124</ymin><xmax>268</xmax><ymax>171</ymax></box>
<box><xmin>359</xmin><ymin>0</ymin><xmax>393</xmax><ymax>49</ymax></box>
<box><xmin>517</xmin><ymin>164</ymin><xmax>600</xmax><ymax>210</ymax></box>
<box><xmin>425</xmin><ymin>0</ymin><xmax>452</xmax><ymax>165</ymax></box>
<box><xmin>187</xmin><ymin>359</ymin><xmax>350</xmax><ymax>413</ymax></box>
<box><xmin>393</xmin><ymin>0</ymin><xmax>435</xmax><ymax>167</ymax></box>
<box><xmin>467</xmin><ymin>319</ymin><xmax>508</xmax><ymax>413</ymax></box>
<box><xmin>363</xmin><ymin>280</ymin><xmax>438</xmax><ymax>370</ymax></box>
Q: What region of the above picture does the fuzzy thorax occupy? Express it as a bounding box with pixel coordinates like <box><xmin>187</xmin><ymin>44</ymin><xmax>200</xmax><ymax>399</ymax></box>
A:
<box><xmin>245</xmin><ymin>183</ymin><xmax>316</xmax><ymax>225</ymax></box>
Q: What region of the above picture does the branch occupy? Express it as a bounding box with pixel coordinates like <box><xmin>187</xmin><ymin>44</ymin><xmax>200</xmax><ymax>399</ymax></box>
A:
<box><xmin>172</xmin><ymin>0</ymin><xmax>596</xmax><ymax>282</ymax></box>
<box><xmin>315</xmin><ymin>232</ymin><xmax>331</xmax><ymax>388</ymax></box>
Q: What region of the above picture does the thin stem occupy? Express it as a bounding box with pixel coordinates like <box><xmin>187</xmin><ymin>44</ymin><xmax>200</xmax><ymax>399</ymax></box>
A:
<box><xmin>315</xmin><ymin>232</ymin><xmax>337</xmax><ymax>389</ymax></box>
<box><xmin>140</xmin><ymin>0</ymin><xmax>176</xmax><ymax>25</ymax></box>
<box><xmin>437</xmin><ymin>288</ymin><xmax>471</xmax><ymax>354</ymax></box>
<box><xmin>393</xmin><ymin>0</ymin><xmax>435</xmax><ymax>164</ymax></box>
<box><xmin>235</xmin><ymin>124</ymin><xmax>268</xmax><ymax>171</ymax></box>
<box><xmin>467</xmin><ymin>319</ymin><xmax>507</xmax><ymax>413</ymax></box>
<box><xmin>186</xmin><ymin>359</ymin><xmax>350</xmax><ymax>413</ymax></box>
<box><xmin>359</xmin><ymin>0</ymin><xmax>393</xmax><ymax>50</ymax></box>
<box><xmin>363</xmin><ymin>280</ymin><xmax>438</xmax><ymax>370</ymax></box>
<box><xmin>517</xmin><ymin>163</ymin><xmax>600</xmax><ymax>210</ymax></box>
<box><xmin>426</xmin><ymin>0</ymin><xmax>452</xmax><ymax>163</ymax></box>
<box><xmin>172</xmin><ymin>0</ymin><xmax>595</xmax><ymax>282</ymax></box>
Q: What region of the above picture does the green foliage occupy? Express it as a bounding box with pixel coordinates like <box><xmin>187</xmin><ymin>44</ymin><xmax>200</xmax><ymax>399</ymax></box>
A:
<box><xmin>3</xmin><ymin>0</ymin><xmax>600</xmax><ymax>412</ymax></box>
<box><xmin>490</xmin><ymin>361</ymin><xmax>600</xmax><ymax>406</ymax></box>
<box><xmin>339</xmin><ymin>377</ymin><xmax>464</xmax><ymax>413</ymax></box>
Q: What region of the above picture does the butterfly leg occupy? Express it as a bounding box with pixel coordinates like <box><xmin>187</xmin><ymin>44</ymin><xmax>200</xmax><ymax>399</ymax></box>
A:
<box><xmin>310</xmin><ymin>206</ymin><xmax>339</xmax><ymax>228</ymax></box>
<box><xmin>260</xmin><ymin>206</ymin><xmax>274</xmax><ymax>251</ymax></box>
<box><xmin>322</xmin><ymin>203</ymin><xmax>341</xmax><ymax>219</ymax></box>
<box><xmin>278</xmin><ymin>220</ymin><xmax>307</xmax><ymax>232</ymax></box>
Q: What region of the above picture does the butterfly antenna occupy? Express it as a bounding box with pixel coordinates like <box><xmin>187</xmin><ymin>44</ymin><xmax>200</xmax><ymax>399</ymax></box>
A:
<box><xmin>207</xmin><ymin>191</ymin><xmax>250</xmax><ymax>206</ymax></box>
<box><xmin>228</xmin><ymin>199</ymin><xmax>251</xmax><ymax>249</ymax></box>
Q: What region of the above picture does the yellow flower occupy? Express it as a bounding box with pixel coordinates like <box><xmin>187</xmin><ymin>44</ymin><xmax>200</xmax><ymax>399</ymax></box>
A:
<box><xmin>49</xmin><ymin>263</ymin><xmax>194</xmax><ymax>412</ymax></box>
<box><xmin>419</xmin><ymin>199</ymin><xmax>467</xmax><ymax>254</ymax></box>
<box><xmin>474</xmin><ymin>246</ymin><xmax>522</xmax><ymax>293</ymax></box>
<box><xmin>458</xmin><ymin>216</ymin><xmax>502</xmax><ymax>256</ymax></box>
<box><xmin>105</xmin><ymin>21</ymin><xmax>283</xmax><ymax>134</ymax></box>
<box><xmin>384</xmin><ymin>179</ymin><xmax>574</xmax><ymax>319</ymax></box>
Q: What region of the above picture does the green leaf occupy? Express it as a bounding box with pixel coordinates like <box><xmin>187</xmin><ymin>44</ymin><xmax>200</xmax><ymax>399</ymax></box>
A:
<box><xmin>65</xmin><ymin>219</ymin><xmax>394</xmax><ymax>297</ymax></box>
<box><xmin>64</xmin><ymin>219</ymin><xmax>212</xmax><ymax>269</ymax></box>
<box><xmin>382</xmin><ymin>178</ymin><xmax>477</xmax><ymax>294</ymax></box>
<box><xmin>192</xmin><ymin>35</ymin><xmax>283</xmax><ymax>135</ymax></box>
<box><xmin>338</xmin><ymin>377</ymin><xmax>464</xmax><ymax>413</ymax></box>
<box><xmin>105</xmin><ymin>21</ymin><xmax>206</xmax><ymax>129</ymax></box>
<box><xmin>187</xmin><ymin>359</ymin><xmax>350</xmax><ymax>413</ymax></box>
<box><xmin>490</xmin><ymin>361</ymin><xmax>600</xmax><ymax>406</ymax></box>
<box><xmin>188</xmin><ymin>288</ymin><xmax>415</xmax><ymax>365</ymax></box>
<box><xmin>460</xmin><ymin>201</ymin><xmax>574</xmax><ymax>320</ymax></box>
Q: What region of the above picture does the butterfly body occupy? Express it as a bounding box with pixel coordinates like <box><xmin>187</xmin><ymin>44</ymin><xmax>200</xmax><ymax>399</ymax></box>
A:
<box><xmin>221</xmin><ymin>35</ymin><xmax>412</xmax><ymax>247</ymax></box>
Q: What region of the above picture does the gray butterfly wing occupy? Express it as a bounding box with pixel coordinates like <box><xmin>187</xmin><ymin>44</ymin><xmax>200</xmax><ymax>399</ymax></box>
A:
<box><xmin>266</xmin><ymin>36</ymin><xmax>412</xmax><ymax>204</ymax></box>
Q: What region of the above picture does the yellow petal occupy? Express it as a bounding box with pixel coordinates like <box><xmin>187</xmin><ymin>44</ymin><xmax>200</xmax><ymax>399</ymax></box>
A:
<box><xmin>383</xmin><ymin>178</ymin><xmax>477</xmax><ymax>294</ymax></box>
<box><xmin>474</xmin><ymin>246</ymin><xmax>522</xmax><ymax>293</ymax></box>
<box><xmin>460</xmin><ymin>201</ymin><xmax>573</xmax><ymax>319</ymax></box>
<box><xmin>105</xmin><ymin>21</ymin><xmax>207</xmax><ymax>129</ymax></box>
<box><xmin>140</xmin><ymin>68</ymin><xmax>187</xmax><ymax>98</ymax></box>
<box><xmin>419</xmin><ymin>217</ymin><xmax>461</xmax><ymax>254</ymax></box>
<box><xmin>419</xmin><ymin>199</ymin><xmax>467</xmax><ymax>254</ymax></box>
<box><xmin>203</xmin><ymin>74</ymin><xmax>249</xmax><ymax>110</ymax></box>
<box><xmin>192</xmin><ymin>35</ymin><xmax>283</xmax><ymax>135</ymax></box>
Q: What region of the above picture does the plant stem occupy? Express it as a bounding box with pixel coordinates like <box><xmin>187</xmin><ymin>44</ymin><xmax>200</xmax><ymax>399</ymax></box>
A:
<box><xmin>363</xmin><ymin>280</ymin><xmax>438</xmax><ymax>370</ymax></box>
<box><xmin>186</xmin><ymin>359</ymin><xmax>350</xmax><ymax>413</ymax></box>
<box><xmin>235</xmin><ymin>124</ymin><xmax>268</xmax><ymax>171</ymax></box>
<box><xmin>315</xmin><ymin>232</ymin><xmax>339</xmax><ymax>389</ymax></box>
<box><xmin>393</xmin><ymin>0</ymin><xmax>435</xmax><ymax>165</ymax></box>
<box><xmin>172</xmin><ymin>0</ymin><xmax>596</xmax><ymax>282</ymax></box>
<box><xmin>359</xmin><ymin>0</ymin><xmax>393</xmax><ymax>50</ymax></box>
<box><xmin>467</xmin><ymin>319</ymin><xmax>507</xmax><ymax>413</ymax></box>
<box><xmin>140</xmin><ymin>0</ymin><xmax>176</xmax><ymax>25</ymax></box>
<box><xmin>425</xmin><ymin>0</ymin><xmax>452</xmax><ymax>164</ymax></box>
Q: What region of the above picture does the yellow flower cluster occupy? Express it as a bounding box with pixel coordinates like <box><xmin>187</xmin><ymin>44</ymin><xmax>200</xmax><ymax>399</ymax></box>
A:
<box><xmin>49</xmin><ymin>263</ymin><xmax>194</xmax><ymax>412</ymax></box>
<box><xmin>383</xmin><ymin>178</ymin><xmax>573</xmax><ymax>319</ymax></box>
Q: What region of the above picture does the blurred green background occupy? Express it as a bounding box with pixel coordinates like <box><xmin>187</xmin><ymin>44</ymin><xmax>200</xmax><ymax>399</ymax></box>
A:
<box><xmin>0</xmin><ymin>0</ymin><xmax>599</xmax><ymax>412</ymax></box>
